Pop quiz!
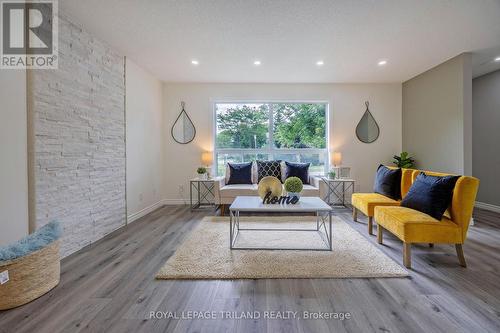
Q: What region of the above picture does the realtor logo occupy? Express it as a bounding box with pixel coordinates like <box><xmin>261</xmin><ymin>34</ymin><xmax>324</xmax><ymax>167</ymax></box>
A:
<box><xmin>1</xmin><ymin>0</ymin><xmax>58</xmax><ymax>69</ymax></box>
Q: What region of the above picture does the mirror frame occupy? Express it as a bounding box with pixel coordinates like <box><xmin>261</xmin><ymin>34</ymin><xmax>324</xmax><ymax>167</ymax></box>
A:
<box><xmin>171</xmin><ymin>102</ymin><xmax>196</xmax><ymax>144</ymax></box>
<box><xmin>355</xmin><ymin>101</ymin><xmax>380</xmax><ymax>144</ymax></box>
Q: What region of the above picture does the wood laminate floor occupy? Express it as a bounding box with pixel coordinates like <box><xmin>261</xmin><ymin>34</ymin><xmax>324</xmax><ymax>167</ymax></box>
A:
<box><xmin>1</xmin><ymin>206</ymin><xmax>499</xmax><ymax>333</ymax></box>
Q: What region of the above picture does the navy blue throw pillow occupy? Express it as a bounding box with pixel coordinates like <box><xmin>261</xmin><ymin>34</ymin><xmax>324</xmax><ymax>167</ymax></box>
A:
<box><xmin>401</xmin><ymin>173</ymin><xmax>460</xmax><ymax>220</ymax></box>
<box><xmin>227</xmin><ymin>162</ymin><xmax>253</xmax><ymax>185</ymax></box>
<box><xmin>257</xmin><ymin>160</ymin><xmax>282</xmax><ymax>183</ymax></box>
<box><xmin>284</xmin><ymin>161</ymin><xmax>310</xmax><ymax>184</ymax></box>
<box><xmin>373</xmin><ymin>165</ymin><xmax>402</xmax><ymax>200</ymax></box>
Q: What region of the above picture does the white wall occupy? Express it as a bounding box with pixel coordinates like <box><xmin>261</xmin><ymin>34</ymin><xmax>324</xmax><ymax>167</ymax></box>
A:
<box><xmin>126</xmin><ymin>58</ymin><xmax>164</xmax><ymax>222</ymax></box>
<box><xmin>402</xmin><ymin>53</ymin><xmax>472</xmax><ymax>174</ymax></box>
<box><xmin>0</xmin><ymin>70</ymin><xmax>29</xmax><ymax>246</ymax></box>
<box><xmin>0</xmin><ymin>68</ymin><xmax>402</xmax><ymax>246</ymax></box>
<box><xmin>473</xmin><ymin>69</ymin><xmax>500</xmax><ymax>207</ymax></box>
<box><xmin>162</xmin><ymin>83</ymin><xmax>402</xmax><ymax>201</ymax></box>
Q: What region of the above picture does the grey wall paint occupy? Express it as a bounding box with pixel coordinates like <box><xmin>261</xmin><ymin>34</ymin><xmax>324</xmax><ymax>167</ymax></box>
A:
<box><xmin>402</xmin><ymin>53</ymin><xmax>472</xmax><ymax>174</ymax></box>
<box><xmin>472</xmin><ymin>69</ymin><xmax>500</xmax><ymax>206</ymax></box>
<box><xmin>29</xmin><ymin>15</ymin><xmax>126</xmax><ymax>257</ymax></box>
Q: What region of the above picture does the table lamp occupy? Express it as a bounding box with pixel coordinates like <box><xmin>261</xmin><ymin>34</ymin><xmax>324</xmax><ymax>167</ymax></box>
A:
<box><xmin>201</xmin><ymin>152</ymin><xmax>213</xmax><ymax>178</ymax></box>
<box><xmin>329</xmin><ymin>152</ymin><xmax>346</xmax><ymax>179</ymax></box>
<box><xmin>332</xmin><ymin>152</ymin><xmax>342</xmax><ymax>167</ymax></box>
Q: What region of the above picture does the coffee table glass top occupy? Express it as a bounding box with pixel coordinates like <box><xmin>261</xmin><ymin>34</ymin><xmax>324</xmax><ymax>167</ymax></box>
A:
<box><xmin>230</xmin><ymin>196</ymin><xmax>332</xmax><ymax>212</ymax></box>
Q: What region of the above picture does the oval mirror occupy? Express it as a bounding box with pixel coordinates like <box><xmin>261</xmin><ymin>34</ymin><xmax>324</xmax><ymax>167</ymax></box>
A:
<box><xmin>171</xmin><ymin>102</ymin><xmax>196</xmax><ymax>144</ymax></box>
<box><xmin>356</xmin><ymin>101</ymin><xmax>380</xmax><ymax>143</ymax></box>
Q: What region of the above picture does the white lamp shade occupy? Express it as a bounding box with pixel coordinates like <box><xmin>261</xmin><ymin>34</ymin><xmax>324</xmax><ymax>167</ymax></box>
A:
<box><xmin>201</xmin><ymin>152</ymin><xmax>213</xmax><ymax>165</ymax></box>
<box><xmin>332</xmin><ymin>152</ymin><xmax>342</xmax><ymax>166</ymax></box>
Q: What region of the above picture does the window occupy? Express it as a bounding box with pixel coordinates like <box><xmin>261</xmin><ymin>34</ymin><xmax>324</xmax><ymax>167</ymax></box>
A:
<box><xmin>215</xmin><ymin>102</ymin><xmax>328</xmax><ymax>176</ymax></box>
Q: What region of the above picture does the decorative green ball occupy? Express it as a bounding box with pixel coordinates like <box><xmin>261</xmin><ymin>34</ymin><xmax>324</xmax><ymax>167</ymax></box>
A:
<box><xmin>284</xmin><ymin>177</ymin><xmax>303</xmax><ymax>193</ymax></box>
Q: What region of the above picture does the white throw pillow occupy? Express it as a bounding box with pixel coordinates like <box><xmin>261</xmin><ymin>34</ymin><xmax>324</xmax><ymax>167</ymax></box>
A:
<box><xmin>225</xmin><ymin>164</ymin><xmax>231</xmax><ymax>183</ymax></box>
<box><xmin>280</xmin><ymin>161</ymin><xmax>287</xmax><ymax>182</ymax></box>
<box><xmin>252</xmin><ymin>161</ymin><xmax>258</xmax><ymax>184</ymax></box>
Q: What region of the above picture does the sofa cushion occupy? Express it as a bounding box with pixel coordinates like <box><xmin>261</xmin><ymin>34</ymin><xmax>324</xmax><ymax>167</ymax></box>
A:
<box><xmin>284</xmin><ymin>161</ymin><xmax>310</xmax><ymax>184</ymax></box>
<box><xmin>219</xmin><ymin>184</ymin><xmax>319</xmax><ymax>199</ymax></box>
<box><xmin>374</xmin><ymin>206</ymin><xmax>461</xmax><ymax>243</ymax></box>
<box><xmin>227</xmin><ymin>162</ymin><xmax>253</xmax><ymax>185</ymax></box>
<box><xmin>257</xmin><ymin>160</ymin><xmax>282</xmax><ymax>183</ymax></box>
<box><xmin>401</xmin><ymin>173</ymin><xmax>459</xmax><ymax>220</ymax></box>
<box><xmin>301</xmin><ymin>184</ymin><xmax>319</xmax><ymax>197</ymax></box>
<box><xmin>374</xmin><ymin>165</ymin><xmax>402</xmax><ymax>200</ymax></box>
<box><xmin>220</xmin><ymin>184</ymin><xmax>258</xmax><ymax>197</ymax></box>
<box><xmin>351</xmin><ymin>193</ymin><xmax>400</xmax><ymax>217</ymax></box>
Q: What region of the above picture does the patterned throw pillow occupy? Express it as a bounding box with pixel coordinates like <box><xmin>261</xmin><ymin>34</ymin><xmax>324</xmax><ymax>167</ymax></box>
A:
<box><xmin>257</xmin><ymin>160</ymin><xmax>282</xmax><ymax>183</ymax></box>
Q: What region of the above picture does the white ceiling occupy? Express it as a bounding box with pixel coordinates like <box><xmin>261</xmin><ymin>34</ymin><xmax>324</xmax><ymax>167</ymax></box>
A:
<box><xmin>60</xmin><ymin>0</ymin><xmax>500</xmax><ymax>83</ymax></box>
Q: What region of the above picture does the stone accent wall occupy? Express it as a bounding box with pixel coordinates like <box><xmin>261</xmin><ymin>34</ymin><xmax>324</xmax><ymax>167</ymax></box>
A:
<box><xmin>29</xmin><ymin>15</ymin><xmax>126</xmax><ymax>257</ymax></box>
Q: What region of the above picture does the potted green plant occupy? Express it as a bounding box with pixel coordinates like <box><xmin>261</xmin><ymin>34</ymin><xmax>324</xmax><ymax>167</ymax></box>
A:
<box><xmin>393</xmin><ymin>152</ymin><xmax>415</xmax><ymax>168</ymax></box>
<box><xmin>328</xmin><ymin>170</ymin><xmax>336</xmax><ymax>179</ymax></box>
<box><xmin>284</xmin><ymin>177</ymin><xmax>303</xmax><ymax>200</ymax></box>
<box><xmin>196</xmin><ymin>166</ymin><xmax>207</xmax><ymax>179</ymax></box>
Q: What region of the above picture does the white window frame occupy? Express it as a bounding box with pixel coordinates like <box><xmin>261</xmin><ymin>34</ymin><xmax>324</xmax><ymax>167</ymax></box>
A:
<box><xmin>213</xmin><ymin>100</ymin><xmax>330</xmax><ymax>176</ymax></box>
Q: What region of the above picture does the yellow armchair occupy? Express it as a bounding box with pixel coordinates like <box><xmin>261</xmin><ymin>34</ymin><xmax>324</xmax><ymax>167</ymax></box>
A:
<box><xmin>375</xmin><ymin>170</ymin><xmax>479</xmax><ymax>268</ymax></box>
<box><xmin>351</xmin><ymin>168</ymin><xmax>415</xmax><ymax>234</ymax></box>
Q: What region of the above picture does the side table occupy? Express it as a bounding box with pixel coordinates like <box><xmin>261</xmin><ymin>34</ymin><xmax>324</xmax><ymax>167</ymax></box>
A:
<box><xmin>320</xmin><ymin>177</ymin><xmax>355</xmax><ymax>207</ymax></box>
<box><xmin>190</xmin><ymin>178</ymin><xmax>215</xmax><ymax>210</ymax></box>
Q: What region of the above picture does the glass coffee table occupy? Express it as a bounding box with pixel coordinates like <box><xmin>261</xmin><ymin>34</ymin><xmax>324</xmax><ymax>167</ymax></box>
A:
<box><xmin>229</xmin><ymin>196</ymin><xmax>333</xmax><ymax>251</ymax></box>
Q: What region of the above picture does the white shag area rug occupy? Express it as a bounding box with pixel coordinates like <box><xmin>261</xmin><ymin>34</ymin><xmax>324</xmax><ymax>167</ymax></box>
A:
<box><xmin>156</xmin><ymin>216</ymin><xmax>408</xmax><ymax>279</ymax></box>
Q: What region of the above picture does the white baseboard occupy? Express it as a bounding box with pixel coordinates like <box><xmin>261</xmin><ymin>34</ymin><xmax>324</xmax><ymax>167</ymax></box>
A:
<box><xmin>127</xmin><ymin>198</ymin><xmax>193</xmax><ymax>223</ymax></box>
<box><xmin>127</xmin><ymin>200</ymin><xmax>167</xmax><ymax>224</ymax></box>
<box><xmin>475</xmin><ymin>201</ymin><xmax>500</xmax><ymax>214</ymax></box>
<box><xmin>162</xmin><ymin>199</ymin><xmax>188</xmax><ymax>205</ymax></box>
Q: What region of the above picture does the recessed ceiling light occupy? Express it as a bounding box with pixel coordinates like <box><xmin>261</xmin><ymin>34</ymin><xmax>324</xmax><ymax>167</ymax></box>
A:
<box><xmin>191</xmin><ymin>60</ymin><xmax>199</xmax><ymax>65</ymax></box>
<box><xmin>378</xmin><ymin>60</ymin><xmax>388</xmax><ymax>66</ymax></box>
<box><xmin>495</xmin><ymin>56</ymin><xmax>500</xmax><ymax>62</ymax></box>
<box><xmin>253</xmin><ymin>60</ymin><xmax>261</xmax><ymax>66</ymax></box>
<box><xmin>316</xmin><ymin>60</ymin><xmax>324</xmax><ymax>66</ymax></box>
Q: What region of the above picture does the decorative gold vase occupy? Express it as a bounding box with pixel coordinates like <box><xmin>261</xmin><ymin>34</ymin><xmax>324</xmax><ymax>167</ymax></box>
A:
<box><xmin>257</xmin><ymin>176</ymin><xmax>283</xmax><ymax>199</ymax></box>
